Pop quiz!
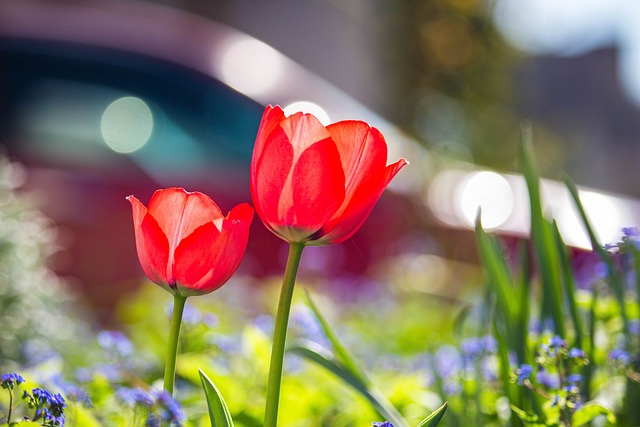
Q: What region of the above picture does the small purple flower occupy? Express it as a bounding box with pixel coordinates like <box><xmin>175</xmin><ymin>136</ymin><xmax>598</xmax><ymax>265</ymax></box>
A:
<box><xmin>97</xmin><ymin>330</ymin><xmax>134</xmax><ymax>357</ymax></box>
<box><xmin>434</xmin><ymin>345</ymin><xmax>462</xmax><ymax>379</ymax></box>
<box><xmin>566</xmin><ymin>374</ymin><xmax>582</xmax><ymax>385</ymax></box>
<box><xmin>118</xmin><ymin>388</ymin><xmax>185</xmax><ymax>426</ymax></box>
<box><xmin>290</xmin><ymin>305</ymin><xmax>329</xmax><ymax>348</ymax></box>
<box><xmin>541</xmin><ymin>335</ymin><xmax>566</xmax><ymax>357</ymax></box>
<box><xmin>372</xmin><ymin>422</ymin><xmax>394</xmax><ymax>427</ymax></box>
<box><xmin>1</xmin><ymin>373</ymin><xmax>25</xmax><ymax>390</ymax></box>
<box><xmin>622</xmin><ymin>227</ymin><xmax>639</xmax><ymax>238</ymax></box>
<box><xmin>117</xmin><ymin>387</ymin><xmax>154</xmax><ymax>408</ymax></box>
<box><xmin>536</xmin><ymin>369</ymin><xmax>560</xmax><ymax>389</ymax></box>
<box><xmin>516</xmin><ymin>364</ymin><xmax>532</xmax><ymax>385</ymax></box>
<box><xmin>549</xmin><ymin>336</ymin><xmax>565</xmax><ymax>348</ymax></box>
<box><xmin>24</xmin><ymin>387</ymin><xmax>66</xmax><ymax>426</ymax></box>
<box><xmin>568</xmin><ymin>348</ymin><xmax>586</xmax><ymax>359</ymax></box>
<box><xmin>254</xmin><ymin>315</ymin><xmax>274</xmax><ymax>334</ymax></box>
<box><xmin>461</xmin><ymin>337</ymin><xmax>484</xmax><ymax>359</ymax></box>
<box><xmin>153</xmin><ymin>390</ymin><xmax>185</xmax><ymax>424</ymax></box>
<box><xmin>608</xmin><ymin>349</ymin><xmax>632</xmax><ymax>367</ymax></box>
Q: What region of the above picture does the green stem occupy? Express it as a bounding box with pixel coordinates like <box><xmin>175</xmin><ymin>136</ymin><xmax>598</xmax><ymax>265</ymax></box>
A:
<box><xmin>164</xmin><ymin>293</ymin><xmax>187</xmax><ymax>396</ymax></box>
<box><xmin>264</xmin><ymin>242</ymin><xmax>305</xmax><ymax>427</ymax></box>
<box><xmin>6</xmin><ymin>389</ymin><xmax>13</xmax><ymax>424</ymax></box>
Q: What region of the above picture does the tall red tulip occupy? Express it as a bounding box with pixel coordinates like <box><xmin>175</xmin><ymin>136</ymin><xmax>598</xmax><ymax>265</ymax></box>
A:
<box><xmin>251</xmin><ymin>105</ymin><xmax>407</xmax><ymax>245</ymax></box>
<box><xmin>127</xmin><ymin>187</ymin><xmax>253</xmax><ymax>296</ymax></box>
<box><xmin>252</xmin><ymin>105</ymin><xmax>408</xmax><ymax>427</ymax></box>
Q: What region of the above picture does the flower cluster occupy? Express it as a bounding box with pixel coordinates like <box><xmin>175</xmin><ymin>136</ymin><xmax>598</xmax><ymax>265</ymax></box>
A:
<box><xmin>1</xmin><ymin>372</ymin><xmax>25</xmax><ymax>390</ymax></box>
<box><xmin>513</xmin><ymin>336</ymin><xmax>589</xmax><ymax>424</ymax></box>
<box><xmin>372</xmin><ymin>422</ymin><xmax>394</xmax><ymax>427</ymax></box>
<box><xmin>117</xmin><ymin>386</ymin><xmax>185</xmax><ymax>426</ymax></box>
<box><xmin>23</xmin><ymin>387</ymin><xmax>66</xmax><ymax>426</ymax></box>
<box><xmin>430</xmin><ymin>335</ymin><xmax>499</xmax><ymax>397</ymax></box>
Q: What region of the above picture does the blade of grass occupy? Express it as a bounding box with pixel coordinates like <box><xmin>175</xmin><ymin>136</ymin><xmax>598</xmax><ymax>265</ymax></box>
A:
<box><xmin>474</xmin><ymin>214</ymin><xmax>517</xmax><ymax>328</ymax></box>
<box><xmin>416</xmin><ymin>401</ymin><xmax>448</xmax><ymax>427</ymax></box>
<box><xmin>551</xmin><ymin>220</ymin><xmax>584</xmax><ymax>348</ymax></box>
<box><xmin>562</xmin><ymin>174</ymin><xmax>628</xmax><ymax>331</ymax></box>
<box><xmin>475</xmin><ymin>214</ymin><xmax>530</xmax><ymax>363</ymax></box>
<box><xmin>199</xmin><ymin>369</ymin><xmax>234</xmax><ymax>427</ymax></box>
<box><xmin>519</xmin><ymin>124</ymin><xmax>565</xmax><ymax>337</ymax></box>
<box><xmin>289</xmin><ymin>343</ymin><xmax>408</xmax><ymax>427</ymax></box>
<box><xmin>303</xmin><ymin>289</ymin><xmax>369</xmax><ymax>383</ymax></box>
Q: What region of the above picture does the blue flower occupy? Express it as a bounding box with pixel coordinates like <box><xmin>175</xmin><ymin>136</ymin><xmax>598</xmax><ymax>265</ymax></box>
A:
<box><xmin>117</xmin><ymin>387</ymin><xmax>185</xmax><ymax>426</ymax></box>
<box><xmin>97</xmin><ymin>330</ymin><xmax>134</xmax><ymax>357</ymax></box>
<box><xmin>153</xmin><ymin>390</ymin><xmax>186</xmax><ymax>424</ymax></box>
<box><xmin>24</xmin><ymin>387</ymin><xmax>66</xmax><ymax>426</ymax></box>
<box><xmin>372</xmin><ymin>422</ymin><xmax>394</xmax><ymax>427</ymax></box>
<box><xmin>549</xmin><ymin>336</ymin><xmax>565</xmax><ymax>348</ymax></box>
<box><xmin>608</xmin><ymin>349</ymin><xmax>632</xmax><ymax>367</ymax></box>
<box><xmin>536</xmin><ymin>369</ymin><xmax>560</xmax><ymax>389</ymax></box>
<box><xmin>516</xmin><ymin>364</ymin><xmax>532</xmax><ymax>385</ymax></box>
<box><xmin>566</xmin><ymin>374</ymin><xmax>582</xmax><ymax>385</ymax></box>
<box><xmin>622</xmin><ymin>227</ymin><xmax>639</xmax><ymax>238</ymax></box>
<box><xmin>116</xmin><ymin>387</ymin><xmax>154</xmax><ymax>408</ymax></box>
<box><xmin>568</xmin><ymin>348</ymin><xmax>585</xmax><ymax>359</ymax></box>
<box><xmin>1</xmin><ymin>372</ymin><xmax>25</xmax><ymax>390</ymax></box>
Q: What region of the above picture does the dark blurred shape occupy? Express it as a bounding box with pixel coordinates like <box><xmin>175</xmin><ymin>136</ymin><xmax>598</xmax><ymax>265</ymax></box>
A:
<box><xmin>0</xmin><ymin>0</ymin><xmax>266</xmax><ymax>315</ymax></box>
<box><xmin>0</xmin><ymin>0</ymin><xmax>424</xmax><ymax>316</ymax></box>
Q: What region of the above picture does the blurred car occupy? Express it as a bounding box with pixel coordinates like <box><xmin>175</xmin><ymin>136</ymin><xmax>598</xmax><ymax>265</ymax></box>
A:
<box><xmin>0</xmin><ymin>0</ymin><xmax>431</xmax><ymax>315</ymax></box>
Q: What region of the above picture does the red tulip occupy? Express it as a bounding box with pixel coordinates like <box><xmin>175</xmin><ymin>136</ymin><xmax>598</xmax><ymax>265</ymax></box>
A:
<box><xmin>250</xmin><ymin>105</ymin><xmax>407</xmax><ymax>245</ymax></box>
<box><xmin>127</xmin><ymin>188</ymin><xmax>253</xmax><ymax>296</ymax></box>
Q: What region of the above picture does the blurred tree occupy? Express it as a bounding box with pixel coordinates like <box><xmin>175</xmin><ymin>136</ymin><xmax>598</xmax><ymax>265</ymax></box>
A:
<box><xmin>379</xmin><ymin>0</ymin><xmax>532</xmax><ymax>170</ymax></box>
<box><xmin>0</xmin><ymin>157</ymin><xmax>89</xmax><ymax>370</ymax></box>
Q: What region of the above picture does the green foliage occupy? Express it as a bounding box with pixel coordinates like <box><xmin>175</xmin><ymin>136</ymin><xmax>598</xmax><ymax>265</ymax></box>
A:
<box><xmin>199</xmin><ymin>369</ymin><xmax>234</xmax><ymax>427</ymax></box>
<box><xmin>0</xmin><ymin>158</ymin><xmax>89</xmax><ymax>369</ymax></box>
<box><xmin>5</xmin><ymin>136</ymin><xmax>640</xmax><ymax>426</ymax></box>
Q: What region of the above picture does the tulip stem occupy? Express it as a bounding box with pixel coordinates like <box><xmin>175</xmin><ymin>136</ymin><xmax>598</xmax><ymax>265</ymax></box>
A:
<box><xmin>264</xmin><ymin>242</ymin><xmax>305</xmax><ymax>427</ymax></box>
<box><xmin>164</xmin><ymin>293</ymin><xmax>187</xmax><ymax>396</ymax></box>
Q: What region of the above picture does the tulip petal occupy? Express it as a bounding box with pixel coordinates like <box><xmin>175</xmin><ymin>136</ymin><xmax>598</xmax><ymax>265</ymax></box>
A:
<box><xmin>196</xmin><ymin>203</ymin><xmax>254</xmax><ymax>291</ymax></box>
<box><xmin>286</xmin><ymin>138</ymin><xmax>345</xmax><ymax>240</ymax></box>
<box><xmin>252</xmin><ymin>105</ymin><xmax>286</xmax><ymax>162</ymax></box>
<box><xmin>174</xmin><ymin>203</ymin><xmax>253</xmax><ymax>295</ymax></box>
<box><xmin>312</xmin><ymin>157</ymin><xmax>407</xmax><ymax>245</ymax></box>
<box><xmin>327</xmin><ymin>121</ymin><xmax>387</xmax><ymax>200</ymax></box>
<box><xmin>127</xmin><ymin>195</ymin><xmax>171</xmax><ymax>287</ymax></box>
<box><xmin>173</xmin><ymin>221</ymin><xmax>221</xmax><ymax>294</ymax></box>
<box><xmin>280</xmin><ymin>112</ymin><xmax>331</xmax><ymax>155</ymax></box>
<box><xmin>252</xmin><ymin>126</ymin><xmax>294</xmax><ymax>235</ymax></box>
<box><xmin>147</xmin><ymin>188</ymin><xmax>224</xmax><ymax>251</ymax></box>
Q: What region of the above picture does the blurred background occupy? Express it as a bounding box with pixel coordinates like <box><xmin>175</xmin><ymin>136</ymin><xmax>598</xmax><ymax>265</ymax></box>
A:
<box><xmin>2</xmin><ymin>0</ymin><xmax>640</xmax><ymax>320</ymax></box>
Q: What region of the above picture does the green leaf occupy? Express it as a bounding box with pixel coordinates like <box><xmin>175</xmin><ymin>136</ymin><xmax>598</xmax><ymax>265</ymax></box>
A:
<box><xmin>474</xmin><ymin>214</ymin><xmax>517</xmax><ymax>326</ymax></box>
<box><xmin>416</xmin><ymin>401</ymin><xmax>448</xmax><ymax>427</ymax></box>
<box><xmin>199</xmin><ymin>368</ymin><xmax>234</xmax><ymax>427</ymax></box>
<box><xmin>563</xmin><ymin>174</ymin><xmax>629</xmax><ymax>330</ymax></box>
<box><xmin>551</xmin><ymin>220</ymin><xmax>584</xmax><ymax>348</ymax></box>
<box><xmin>520</xmin><ymin>125</ymin><xmax>565</xmax><ymax>338</ymax></box>
<box><xmin>572</xmin><ymin>403</ymin><xmax>615</xmax><ymax>426</ymax></box>
<box><xmin>303</xmin><ymin>289</ymin><xmax>369</xmax><ymax>383</ymax></box>
<box><xmin>289</xmin><ymin>342</ymin><xmax>408</xmax><ymax>427</ymax></box>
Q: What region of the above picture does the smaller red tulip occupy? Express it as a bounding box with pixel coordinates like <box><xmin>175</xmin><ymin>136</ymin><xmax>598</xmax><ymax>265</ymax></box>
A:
<box><xmin>251</xmin><ymin>105</ymin><xmax>407</xmax><ymax>245</ymax></box>
<box><xmin>127</xmin><ymin>188</ymin><xmax>253</xmax><ymax>296</ymax></box>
